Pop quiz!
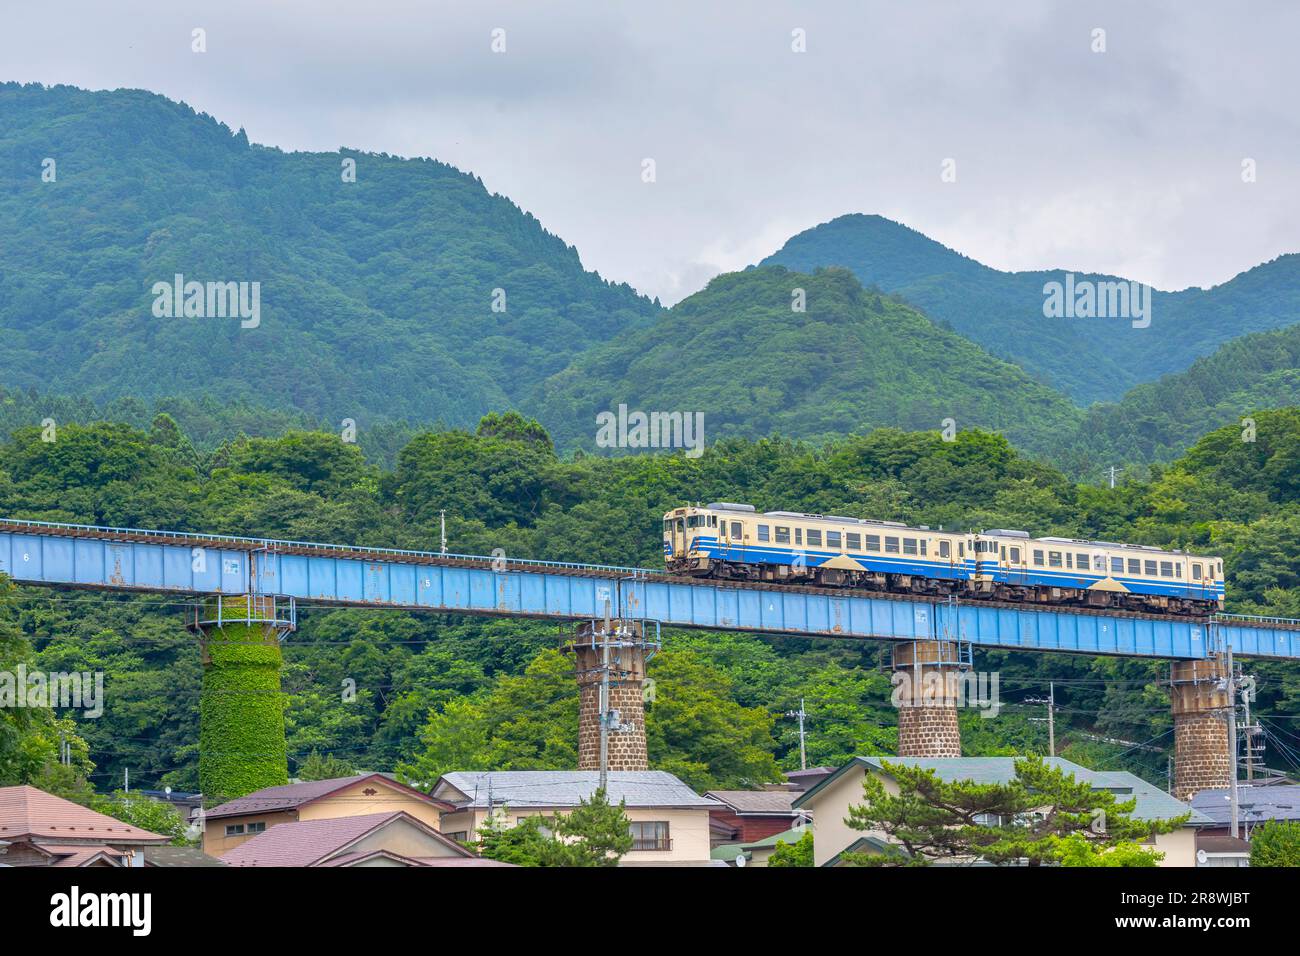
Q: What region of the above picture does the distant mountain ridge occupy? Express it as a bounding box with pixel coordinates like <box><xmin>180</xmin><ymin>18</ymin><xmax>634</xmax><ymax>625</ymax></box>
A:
<box><xmin>761</xmin><ymin>214</ymin><xmax>1300</xmax><ymax>405</ymax></box>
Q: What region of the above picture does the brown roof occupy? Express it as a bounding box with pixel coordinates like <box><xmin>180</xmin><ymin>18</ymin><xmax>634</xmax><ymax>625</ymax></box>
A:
<box><xmin>1198</xmin><ymin>835</ymin><xmax>1251</xmax><ymax>854</ymax></box>
<box><xmin>219</xmin><ymin>810</ymin><xmax>473</xmax><ymax>867</ymax></box>
<box><xmin>204</xmin><ymin>773</ymin><xmax>452</xmax><ymax>820</ymax></box>
<box><xmin>39</xmin><ymin>844</ymin><xmax>130</xmax><ymax>867</ymax></box>
<box><xmin>704</xmin><ymin>790</ymin><xmax>799</xmax><ymax>814</ymax></box>
<box><xmin>0</xmin><ymin>786</ymin><xmax>168</xmax><ymax>845</ymax></box>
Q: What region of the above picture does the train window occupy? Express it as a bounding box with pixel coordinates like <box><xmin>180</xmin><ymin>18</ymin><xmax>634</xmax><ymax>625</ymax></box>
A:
<box><xmin>807</xmin><ymin>529</ymin><xmax>822</xmax><ymax>547</ymax></box>
<box><xmin>757</xmin><ymin>525</ymin><xmax>770</xmax><ymax>542</ymax></box>
<box><xmin>1076</xmin><ymin>553</ymin><xmax>1088</xmax><ymax>568</ymax></box>
<box><xmin>1010</xmin><ymin>547</ymin><xmax>1020</xmax><ymax>563</ymax></box>
<box><xmin>1033</xmin><ymin>550</ymin><xmax>1044</xmax><ymax>566</ymax></box>
<box><xmin>885</xmin><ymin>536</ymin><xmax>901</xmax><ymax>554</ymax></box>
<box><xmin>827</xmin><ymin>531</ymin><xmax>842</xmax><ymax>548</ymax></box>
<box><xmin>1111</xmin><ymin>557</ymin><xmax>1123</xmax><ymax>574</ymax></box>
<box><xmin>846</xmin><ymin>533</ymin><xmax>860</xmax><ymax>550</ymax></box>
<box><xmin>1160</xmin><ymin>561</ymin><xmax>1173</xmax><ymax>577</ymax></box>
<box><xmin>959</xmin><ymin>543</ymin><xmax>964</xmax><ymax>557</ymax></box>
<box><xmin>731</xmin><ymin>521</ymin><xmax>742</xmax><ymax>539</ymax></box>
<box><xmin>920</xmin><ymin>540</ymin><xmax>927</xmax><ymax>556</ymax></box>
<box><xmin>795</xmin><ymin>528</ymin><xmax>802</xmax><ymax>545</ymax></box>
<box><xmin>1175</xmin><ymin>563</ymin><xmax>1182</xmax><ymax>577</ymax></box>
<box><xmin>1144</xmin><ymin>561</ymin><xmax>1157</xmax><ymax>576</ymax></box>
<box><xmin>903</xmin><ymin>538</ymin><xmax>918</xmax><ymax>555</ymax></box>
<box><xmin>663</xmin><ymin>520</ymin><xmax>671</xmax><ymax>533</ymax></box>
<box><xmin>1192</xmin><ymin>562</ymin><xmax>1202</xmax><ymax>579</ymax></box>
<box><xmin>1049</xmin><ymin>551</ymin><xmax>1062</xmax><ymax>567</ymax></box>
<box><xmin>775</xmin><ymin>526</ymin><xmax>790</xmax><ymax>544</ymax></box>
<box><xmin>1064</xmin><ymin>553</ymin><xmax>1072</xmax><ymax>569</ymax></box>
<box><xmin>1128</xmin><ymin>558</ymin><xmax>1140</xmax><ymax>574</ymax></box>
<box><xmin>940</xmin><ymin>541</ymin><xmax>951</xmax><ymax>558</ymax></box>
<box><xmin>711</xmin><ymin>516</ymin><xmax>718</xmax><ymax>527</ymax></box>
<box><xmin>866</xmin><ymin>535</ymin><xmax>880</xmax><ymax>551</ymax></box>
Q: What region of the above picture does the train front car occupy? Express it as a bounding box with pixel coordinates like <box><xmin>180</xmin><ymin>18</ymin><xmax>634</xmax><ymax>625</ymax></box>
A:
<box><xmin>663</xmin><ymin>503</ymin><xmax>736</xmax><ymax>575</ymax></box>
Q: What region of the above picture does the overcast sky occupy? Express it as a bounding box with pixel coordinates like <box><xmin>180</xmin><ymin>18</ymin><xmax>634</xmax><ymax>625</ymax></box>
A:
<box><xmin>4</xmin><ymin>1</ymin><xmax>1299</xmax><ymax>304</ymax></box>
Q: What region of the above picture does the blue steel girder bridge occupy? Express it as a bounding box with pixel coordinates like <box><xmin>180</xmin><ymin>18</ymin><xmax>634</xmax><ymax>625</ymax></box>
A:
<box><xmin>1</xmin><ymin>518</ymin><xmax>1296</xmax><ymax>660</ymax></box>
<box><xmin>1</xmin><ymin>517</ymin><xmax>1295</xmax><ymax>802</ymax></box>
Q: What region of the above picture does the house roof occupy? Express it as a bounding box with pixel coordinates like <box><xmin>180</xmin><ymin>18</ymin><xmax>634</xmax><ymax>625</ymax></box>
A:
<box><xmin>220</xmin><ymin>810</ymin><xmax>473</xmax><ymax>867</ymax></box>
<box><xmin>38</xmin><ymin>843</ymin><xmax>130</xmax><ymax>867</ymax></box>
<box><xmin>822</xmin><ymin>836</ymin><xmax>898</xmax><ymax>867</ymax></box>
<box><xmin>1190</xmin><ymin>783</ymin><xmax>1300</xmax><ymax>825</ymax></box>
<box><xmin>704</xmin><ymin>790</ymin><xmax>799</xmax><ymax>814</ymax></box>
<box><xmin>711</xmin><ymin>825</ymin><xmax>809</xmax><ymax>862</ymax></box>
<box><xmin>1197</xmin><ymin>835</ymin><xmax>1251</xmax><ymax>855</ymax></box>
<box><xmin>204</xmin><ymin>773</ymin><xmax>452</xmax><ymax>820</ymax></box>
<box><xmin>144</xmin><ymin>846</ymin><xmax>227</xmax><ymax>867</ymax></box>
<box><xmin>793</xmin><ymin>757</ymin><xmax>1210</xmax><ymax>824</ymax></box>
<box><xmin>0</xmin><ymin>785</ymin><xmax>169</xmax><ymax>844</ymax></box>
<box><xmin>435</xmin><ymin>771</ymin><xmax>719</xmax><ymax>809</ymax></box>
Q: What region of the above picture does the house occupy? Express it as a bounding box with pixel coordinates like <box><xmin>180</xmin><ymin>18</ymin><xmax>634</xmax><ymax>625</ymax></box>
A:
<box><xmin>202</xmin><ymin>773</ymin><xmax>454</xmax><ymax>855</ymax></box>
<box><xmin>1189</xmin><ymin>780</ymin><xmax>1300</xmax><ymax>838</ymax></box>
<box><xmin>794</xmin><ymin>757</ymin><xmax>1211</xmax><ymax>868</ymax></box>
<box><xmin>705</xmin><ymin>789</ymin><xmax>804</xmax><ymax>846</ymax></box>
<box><xmin>434</xmin><ymin>770</ymin><xmax>720</xmax><ymax>866</ymax></box>
<box><xmin>220</xmin><ymin>810</ymin><xmax>510</xmax><ymax>867</ymax></box>
<box><xmin>0</xmin><ymin>785</ymin><xmax>170</xmax><ymax>867</ymax></box>
<box><xmin>1195</xmin><ymin>834</ymin><xmax>1251</xmax><ymax>868</ymax></box>
<box><xmin>711</xmin><ymin>825</ymin><xmax>809</xmax><ymax>867</ymax></box>
<box><xmin>784</xmin><ymin>766</ymin><xmax>837</xmax><ymax>792</ymax></box>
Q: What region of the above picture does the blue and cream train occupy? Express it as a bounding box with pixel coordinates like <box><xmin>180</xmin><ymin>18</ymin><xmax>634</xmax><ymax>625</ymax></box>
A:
<box><xmin>663</xmin><ymin>503</ymin><xmax>1225</xmax><ymax>616</ymax></box>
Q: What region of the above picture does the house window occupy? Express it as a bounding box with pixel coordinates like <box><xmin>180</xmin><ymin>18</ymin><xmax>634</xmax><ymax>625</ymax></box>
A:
<box><xmin>630</xmin><ymin>821</ymin><xmax>671</xmax><ymax>851</ymax></box>
<box><xmin>447</xmin><ymin>831</ymin><xmax>469</xmax><ymax>844</ymax></box>
<box><xmin>775</xmin><ymin>526</ymin><xmax>790</xmax><ymax>544</ymax></box>
<box><xmin>247</xmin><ymin>821</ymin><xmax>266</xmax><ymax>834</ymax></box>
<box><xmin>806</xmin><ymin>529</ymin><xmax>822</xmax><ymax>547</ymax></box>
<box><xmin>827</xmin><ymin>531</ymin><xmax>841</xmax><ymax>548</ymax></box>
<box><xmin>846</xmin><ymin>533</ymin><xmax>861</xmax><ymax>550</ymax></box>
<box><xmin>757</xmin><ymin>525</ymin><xmax>770</xmax><ymax>542</ymax></box>
<box><xmin>225</xmin><ymin>824</ymin><xmax>245</xmax><ymax>836</ymax></box>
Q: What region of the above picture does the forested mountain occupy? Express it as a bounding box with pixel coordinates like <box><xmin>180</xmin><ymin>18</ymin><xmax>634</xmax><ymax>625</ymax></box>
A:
<box><xmin>762</xmin><ymin>214</ymin><xmax>1300</xmax><ymax>405</ymax></box>
<box><xmin>0</xmin><ymin>83</ymin><xmax>657</xmax><ymax>429</ymax></box>
<box><xmin>533</xmin><ymin>265</ymin><xmax>1084</xmax><ymax>452</ymax></box>
<box><xmin>3</xmin><ymin>409</ymin><xmax>1299</xmax><ymax>798</ymax></box>
<box><xmin>1045</xmin><ymin>322</ymin><xmax>1300</xmax><ymax>474</ymax></box>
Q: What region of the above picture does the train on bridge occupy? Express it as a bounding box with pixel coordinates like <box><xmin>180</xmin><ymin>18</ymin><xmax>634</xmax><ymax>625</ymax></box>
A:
<box><xmin>664</xmin><ymin>503</ymin><xmax>1225</xmax><ymax>617</ymax></box>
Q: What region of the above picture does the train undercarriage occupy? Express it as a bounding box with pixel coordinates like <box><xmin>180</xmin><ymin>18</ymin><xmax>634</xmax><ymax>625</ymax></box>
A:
<box><xmin>668</xmin><ymin>556</ymin><xmax>1215</xmax><ymax>617</ymax></box>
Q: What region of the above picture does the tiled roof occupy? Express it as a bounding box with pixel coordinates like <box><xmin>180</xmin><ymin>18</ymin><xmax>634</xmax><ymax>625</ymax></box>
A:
<box><xmin>39</xmin><ymin>843</ymin><xmax>130</xmax><ymax>866</ymax></box>
<box><xmin>205</xmin><ymin>773</ymin><xmax>448</xmax><ymax>820</ymax></box>
<box><xmin>220</xmin><ymin>810</ymin><xmax>471</xmax><ymax>867</ymax></box>
<box><xmin>794</xmin><ymin>757</ymin><xmax>1211</xmax><ymax>823</ymax></box>
<box><xmin>704</xmin><ymin>790</ymin><xmax>799</xmax><ymax>814</ymax></box>
<box><xmin>144</xmin><ymin>846</ymin><xmax>227</xmax><ymax>867</ymax></box>
<box><xmin>1190</xmin><ymin>783</ymin><xmax>1300</xmax><ymax>825</ymax></box>
<box><xmin>435</xmin><ymin>771</ymin><xmax>719</xmax><ymax>809</ymax></box>
<box><xmin>0</xmin><ymin>785</ymin><xmax>168</xmax><ymax>844</ymax></box>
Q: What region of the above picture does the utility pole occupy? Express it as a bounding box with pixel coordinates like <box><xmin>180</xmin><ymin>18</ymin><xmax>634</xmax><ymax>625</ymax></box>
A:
<box><xmin>1225</xmin><ymin>645</ymin><xmax>1239</xmax><ymax>839</ymax></box>
<box><xmin>124</xmin><ymin>767</ymin><xmax>129</xmax><ymax>794</ymax></box>
<box><xmin>599</xmin><ymin>600</ymin><xmax>613</xmax><ymax>793</ymax></box>
<box><xmin>439</xmin><ymin>510</ymin><xmax>447</xmax><ymax>555</ymax></box>
<box><xmin>1106</xmin><ymin>466</ymin><xmax>1118</xmax><ymax>489</ymax></box>
<box><xmin>785</xmin><ymin>698</ymin><xmax>808</xmax><ymax>770</ymax></box>
<box><xmin>1026</xmin><ymin>682</ymin><xmax>1056</xmax><ymax>756</ymax></box>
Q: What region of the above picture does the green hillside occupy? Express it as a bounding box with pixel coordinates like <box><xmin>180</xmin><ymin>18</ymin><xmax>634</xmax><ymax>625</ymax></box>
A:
<box><xmin>1049</xmin><ymin>323</ymin><xmax>1300</xmax><ymax>473</ymax></box>
<box><xmin>533</xmin><ymin>265</ymin><xmax>1084</xmax><ymax>452</ymax></box>
<box><xmin>0</xmin><ymin>83</ymin><xmax>658</xmax><ymax>428</ymax></box>
<box><xmin>762</xmin><ymin>214</ymin><xmax>1300</xmax><ymax>405</ymax></box>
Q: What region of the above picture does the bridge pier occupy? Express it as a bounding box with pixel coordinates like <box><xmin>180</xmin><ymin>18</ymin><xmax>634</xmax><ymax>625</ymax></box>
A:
<box><xmin>568</xmin><ymin>621</ymin><xmax>654</xmax><ymax>772</ymax></box>
<box><xmin>191</xmin><ymin>595</ymin><xmax>294</xmax><ymax>800</ymax></box>
<box><xmin>1168</xmin><ymin>657</ymin><xmax>1232</xmax><ymax>801</ymax></box>
<box><xmin>891</xmin><ymin>640</ymin><xmax>963</xmax><ymax>757</ymax></box>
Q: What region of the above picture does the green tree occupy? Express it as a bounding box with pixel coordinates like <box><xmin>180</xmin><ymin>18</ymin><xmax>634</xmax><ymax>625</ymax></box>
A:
<box><xmin>92</xmin><ymin>791</ymin><xmax>195</xmax><ymax>846</ymax></box>
<box><xmin>478</xmin><ymin>788</ymin><xmax>632</xmax><ymax>867</ymax></box>
<box><xmin>295</xmin><ymin>749</ymin><xmax>357</xmax><ymax>781</ymax></box>
<box><xmin>767</xmin><ymin>829</ymin><xmax>814</xmax><ymax>867</ymax></box>
<box><xmin>844</xmin><ymin>757</ymin><xmax>1184</xmax><ymax>867</ymax></box>
<box><xmin>1250</xmin><ymin>820</ymin><xmax>1300</xmax><ymax>867</ymax></box>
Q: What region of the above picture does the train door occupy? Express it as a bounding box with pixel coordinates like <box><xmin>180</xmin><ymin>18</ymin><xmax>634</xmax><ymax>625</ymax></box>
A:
<box><xmin>672</xmin><ymin>516</ymin><xmax>686</xmax><ymax>557</ymax></box>
<box><xmin>1003</xmin><ymin>541</ymin><xmax>1027</xmax><ymax>586</ymax></box>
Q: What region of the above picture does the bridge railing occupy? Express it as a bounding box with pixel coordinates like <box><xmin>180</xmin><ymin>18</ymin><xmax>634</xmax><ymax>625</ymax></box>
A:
<box><xmin>0</xmin><ymin>517</ymin><xmax>666</xmax><ymax>578</ymax></box>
